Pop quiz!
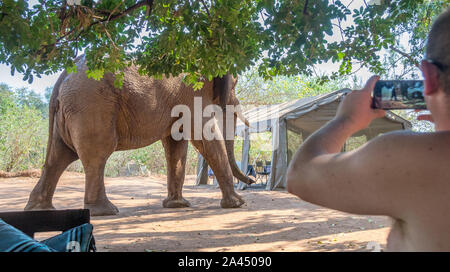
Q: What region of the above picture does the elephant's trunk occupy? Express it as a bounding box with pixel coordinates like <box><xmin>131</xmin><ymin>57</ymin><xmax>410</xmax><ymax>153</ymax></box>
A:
<box><xmin>235</xmin><ymin>104</ymin><xmax>251</xmax><ymax>127</ymax></box>
<box><xmin>225</xmin><ymin>131</ymin><xmax>256</xmax><ymax>185</ymax></box>
<box><xmin>223</xmin><ymin>98</ymin><xmax>255</xmax><ymax>185</ymax></box>
<box><xmin>213</xmin><ymin>74</ymin><xmax>255</xmax><ymax>185</ymax></box>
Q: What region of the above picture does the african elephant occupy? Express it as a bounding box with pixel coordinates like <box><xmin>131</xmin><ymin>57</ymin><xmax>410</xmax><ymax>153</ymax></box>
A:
<box><xmin>24</xmin><ymin>56</ymin><xmax>254</xmax><ymax>216</ymax></box>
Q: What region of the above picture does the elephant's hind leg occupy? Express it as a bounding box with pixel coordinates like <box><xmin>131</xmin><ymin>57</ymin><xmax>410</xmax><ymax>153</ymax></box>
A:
<box><xmin>81</xmin><ymin>158</ymin><xmax>118</xmax><ymax>216</ymax></box>
<box><xmin>71</xmin><ymin>117</ymin><xmax>119</xmax><ymax>216</ymax></box>
<box><xmin>25</xmin><ymin>133</ymin><xmax>78</xmax><ymax>211</ymax></box>
<box><xmin>77</xmin><ymin>142</ymin><xmax>118</xmax><ymax>216</ymax></box>
<box><xmin>161</xmin><ymin>136</ymin><xmax>190</xmax><ymax>208</ymax></box>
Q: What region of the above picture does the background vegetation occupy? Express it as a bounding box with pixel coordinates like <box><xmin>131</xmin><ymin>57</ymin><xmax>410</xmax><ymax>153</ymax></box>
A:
<box><xmin>0</xmin><ymin>84</ymin><xmax>48</xmax><ymax>172</ymax></box>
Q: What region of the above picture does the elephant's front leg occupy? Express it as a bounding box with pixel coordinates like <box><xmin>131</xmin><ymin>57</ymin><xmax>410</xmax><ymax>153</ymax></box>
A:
<box><xmin>161</xmin><ymin>136</ymin><xmax>191</xmax><ymax>208</ymax></box>
<box><xmin>191</xmin><ymin>139</ymin><xmax>245</xmax><ymax>208</ymax></box>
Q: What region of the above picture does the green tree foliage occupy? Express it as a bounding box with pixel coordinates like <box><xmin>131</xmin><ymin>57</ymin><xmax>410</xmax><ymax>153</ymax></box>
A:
<box><xmin>0</xmin><ymin>83</ymin><xmax>48</xmax><ymax>116</ymax></box>
<box><xmin>13</xmin><ymin>87</ymin><xmax>48</xmax><ymax>116</ymax></box>
<box><xmin>0</xmin><ymin>83</ymin><xmax>15</xmax><ymax>114</ymax></box>
<box><xmin>0</xmin><ymin>85</ymin><xmax>47</xmax><ymax>172</ymax></box>
<box><xmin>328</xmin><ymin>0</ymin><xmax>448</xmax><ymax>78</ymax></box>
<box><xmin>0</xmin><ymin>0</ymin><xmax>447</xmax><ymax>88</ymax></box>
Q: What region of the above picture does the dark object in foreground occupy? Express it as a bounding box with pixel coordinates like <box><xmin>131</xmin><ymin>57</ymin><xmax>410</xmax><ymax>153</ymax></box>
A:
<box><xmin>0</xmin><ymin>209</ymin><xmax>90</xmax><ymax>238</ymax></box>
<box><xmin>0</xmin><ymin>209</ymin><xmax>95</xmax><ymax>252</ymax></box>
<box><xmin>372</xmin><ymin>80</ymin><xmax>426</xmax><ymax>110</ymax></box>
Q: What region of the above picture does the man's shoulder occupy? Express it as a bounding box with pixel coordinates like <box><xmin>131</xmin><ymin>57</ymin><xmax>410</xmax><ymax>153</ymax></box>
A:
<box><xmin>357</xmin><ymin>130</ymin><xmax>450</xmax><ymax>167</ymax></box>
<box><xmin>372</xmin><ymin>130</ymin><xmax>450</xmax><ymax>149</ymax></box>
<box><xmin>367</xmin><ymin>130</ymin><xmax>450</xmax><ymax>173</ymax></box>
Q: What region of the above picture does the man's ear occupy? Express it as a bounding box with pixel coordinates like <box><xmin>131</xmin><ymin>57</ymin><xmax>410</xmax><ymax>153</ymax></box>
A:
<box><xmin>421</xmin><ymin>60</ymin><xmax>441</xmax><ymax>96</ymax></box>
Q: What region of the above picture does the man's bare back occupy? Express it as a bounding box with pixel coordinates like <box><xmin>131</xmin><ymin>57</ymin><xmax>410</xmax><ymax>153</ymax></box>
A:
<box><xmin>383</xmin><ymin>132</ymin><xmax>450</xmax><ymax>251</ymax></box>
<box><xmin>286</xmin><ymin>9</ymin><xmax>450</xmax><ymax>251</ymax></box>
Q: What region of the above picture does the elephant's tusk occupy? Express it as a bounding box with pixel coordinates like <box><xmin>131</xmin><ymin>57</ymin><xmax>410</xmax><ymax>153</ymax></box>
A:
<box><xmin>234</xmin><ymin>106</ymin><xmax>251</xmax><ymax>128</ymax></box>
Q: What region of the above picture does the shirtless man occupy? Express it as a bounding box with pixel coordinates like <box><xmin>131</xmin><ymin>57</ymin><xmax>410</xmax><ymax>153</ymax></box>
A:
<box><xmin>286</xmin><ymin>9</ymin><xmax>450</xmax><ymax>251</ymax></box>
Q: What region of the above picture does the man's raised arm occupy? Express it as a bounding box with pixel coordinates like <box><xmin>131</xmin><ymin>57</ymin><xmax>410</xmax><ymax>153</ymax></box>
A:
<box><xmin>286</xmin><ymin>76</ymin><xmax>414</xmax><ymax>217</ymax></box>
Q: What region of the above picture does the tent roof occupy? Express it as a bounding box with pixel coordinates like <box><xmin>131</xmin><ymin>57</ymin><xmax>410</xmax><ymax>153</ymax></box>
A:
<box><xmin>236</xmin><ymin>88</ymin><xmax>411</xmax><ymax>137</ymax></box>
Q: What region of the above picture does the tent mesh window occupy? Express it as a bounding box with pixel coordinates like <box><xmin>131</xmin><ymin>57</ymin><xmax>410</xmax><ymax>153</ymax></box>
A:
<box><xmin>249</xmin><ymin>131</ymin><xmax>273</xmax><ymax>164</ymax></box>
<box><xmin>234</xmin><ymin>136</ymin><xmax>244</xmax><ymax>163</ymax></box>
<box><xmin>287</xmin><ymin>129</ymin><xmax>303</xmax><ymax>166</ymax></box>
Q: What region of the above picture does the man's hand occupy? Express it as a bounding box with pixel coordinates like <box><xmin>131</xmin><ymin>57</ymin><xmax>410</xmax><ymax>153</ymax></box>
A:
<box><xmin>335</xmin><ymin>75</ymin><xmax>386</xmax><ymax>133</ymax></box>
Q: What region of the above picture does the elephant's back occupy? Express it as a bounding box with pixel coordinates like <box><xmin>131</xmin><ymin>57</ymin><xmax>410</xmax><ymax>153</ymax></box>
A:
<box><xmin>58</xmin><ymin>57</ymin><xmax>190</xmax><ymax>106</ymax></box>
<box><xmin>57</xmin><ymin>56</ymin><xmax>119</xmax><ymax>107</ymax></box>
<box><xmin>55</xmin><ymin>56</ymin><xmax>196</xmax><ymax>150</ymax></box>
<box><xmin>114</xmin><ymin>66</ymin><xmax>196</xmax><ymax>149</ymax></box>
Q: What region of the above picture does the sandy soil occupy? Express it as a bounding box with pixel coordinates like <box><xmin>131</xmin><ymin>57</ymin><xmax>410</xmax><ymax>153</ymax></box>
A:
<box><xmin>0</xmin><ymin>172</ymin><xmax>390</xmax><ymax>252</ymax></box>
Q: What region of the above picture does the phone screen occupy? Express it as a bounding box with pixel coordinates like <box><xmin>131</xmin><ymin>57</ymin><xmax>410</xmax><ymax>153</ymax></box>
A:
<box><xmin>372</xmin><ymin>80</ymin><xmax>426</xmax><ymax>110</ymax></box>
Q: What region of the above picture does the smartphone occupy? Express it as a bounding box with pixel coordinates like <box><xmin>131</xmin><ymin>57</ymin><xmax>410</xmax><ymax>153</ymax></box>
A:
<box><xmin>372</xmin><ymin>80</ymin><xmax>426</xmax><ymax>110</ymax></box>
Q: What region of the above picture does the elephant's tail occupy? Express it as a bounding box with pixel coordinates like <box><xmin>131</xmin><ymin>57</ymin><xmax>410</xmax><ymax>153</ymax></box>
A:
<box><xmin>43</xmin><ymin>56</ymin><xmax>84</xmax><ymax>167</ymax></box>
<box><xmin>42</xmin><ymin>70</ymin><xmax>67</xmax><ymax>166</ymax></box>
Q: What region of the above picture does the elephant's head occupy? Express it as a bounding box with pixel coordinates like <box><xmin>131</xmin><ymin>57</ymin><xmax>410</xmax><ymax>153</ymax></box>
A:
<box><xmin>212</xmin><ymin>75</ymin><xmax>255</xmax><ymax>185</ymax></box>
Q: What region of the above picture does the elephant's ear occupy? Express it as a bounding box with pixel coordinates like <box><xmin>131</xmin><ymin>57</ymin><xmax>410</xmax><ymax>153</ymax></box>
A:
<box><xmin>213</xmin><ymin>74</ymin><xmax>233</xmax><ymax>109</ymax></box>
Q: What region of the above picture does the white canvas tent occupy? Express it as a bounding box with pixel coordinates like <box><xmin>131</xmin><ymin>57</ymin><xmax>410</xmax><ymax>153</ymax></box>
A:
<box><xmin>196</xmin><ymin>89</ymin><xmax>412</xmax><ymax>190</ymax></box>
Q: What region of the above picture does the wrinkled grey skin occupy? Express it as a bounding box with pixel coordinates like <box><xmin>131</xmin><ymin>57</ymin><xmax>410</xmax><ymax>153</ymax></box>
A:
<box><xmin>24</xmin><ymin>56</ymin><xmax>255</xmax><ymax>216</ymax></box>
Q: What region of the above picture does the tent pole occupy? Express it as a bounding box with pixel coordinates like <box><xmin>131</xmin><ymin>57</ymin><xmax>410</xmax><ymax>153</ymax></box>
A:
<box><xmin>238</xmin><ymin>127</ymin><xmax>250</xmax><ymax>190</ymax></box>
<box><xmin>267</xmin><ymin>119</ymin><xmax>288</xmax><ymax>190</ymax></box>
<box><xmin>195</xmin><ymin>154</ymin><xmax>209</xmax><ymax>185</ymax></box>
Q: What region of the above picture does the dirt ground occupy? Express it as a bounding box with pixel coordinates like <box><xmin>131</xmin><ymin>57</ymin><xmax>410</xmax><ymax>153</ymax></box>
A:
<box><xmin>0</xmin><ymin>172</ymin><xmax>391</xmax><ymax>252</ymax></box>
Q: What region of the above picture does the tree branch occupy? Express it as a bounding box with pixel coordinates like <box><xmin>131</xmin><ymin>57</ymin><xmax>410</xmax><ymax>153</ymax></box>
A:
<box><xmin>81</xmin><ymin>0</ymin><xmax>153</xmax><ymax>32</ymax></box>
<box><xmin>303</xmin><ymin>0</ymin><xmax>309</xmax><ymax>15</ymax></box>
<box><xmin>36</xmin><ymin>0</ymin><xmax>154</xmax><ymax>59</ymax></box>
<box><xmin>0</xmin><ymin>12</ymin><xmax>7</xmax><ymax>21</ymax></box>
<box><xmin>100</xmin><ymin>0</ymin><xmax>153</xmax><ymax>24</ymax></box>
<box><xmin>200</xmin><ymin>0</ymin><xmax>211</xmax><ymax>17</ymax></box>
<box><xmin>390</xmin><ymin>46</ymin><xmax>420</xmax><ymax>69</ymax></box>
<box><xmin>332</xmin><ymin>22</ymin><xmax>345</xmax><ymax>41</ymax></box>
<box><xmin>64</xmin><ymin>0</ymin><xmax>152</xmax><ymax>40</ymax></box>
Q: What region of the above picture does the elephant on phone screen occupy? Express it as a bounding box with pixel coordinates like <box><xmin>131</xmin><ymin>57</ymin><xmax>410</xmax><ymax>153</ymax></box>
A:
<box><xmin>25</xmin><ymin>56</ymin><xmax>255</xmax><ymax>216</ymax></box>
